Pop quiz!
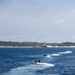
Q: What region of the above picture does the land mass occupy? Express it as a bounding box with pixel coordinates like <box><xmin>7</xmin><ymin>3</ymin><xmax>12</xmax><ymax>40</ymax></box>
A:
<box><xmin>0</xmin><ymin>41</ymin><xmax>75</xmax><ymax>48</ymax></box>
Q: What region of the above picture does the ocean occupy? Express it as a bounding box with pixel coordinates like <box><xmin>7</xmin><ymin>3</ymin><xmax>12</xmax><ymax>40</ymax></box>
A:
<box><xmin>0</xmin><ymin>48</ymin><xmax>75</xmax><ymax>75</ymax></box>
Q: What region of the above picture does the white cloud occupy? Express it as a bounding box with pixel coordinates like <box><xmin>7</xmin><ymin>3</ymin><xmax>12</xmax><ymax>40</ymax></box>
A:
<box><xmin>0</xmin><ymin>0</ymin><xmax>75</xmax><ymax>42</ymax></box>
<box><xmin>55</xmin><ymin>20</ymin><xmax>67</xmax><ymax>24</ymax></box>
<box><xmin>72</xmin><ymin>36</ymin><xmax>75</xmax><ymax>39</ymax></box>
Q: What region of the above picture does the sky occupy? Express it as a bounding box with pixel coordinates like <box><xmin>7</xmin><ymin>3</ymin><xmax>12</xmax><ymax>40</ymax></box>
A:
<box><xmin>0</xmin><ymin>0</ymin><xmax>75</xmax><ymax>43</ymax></box>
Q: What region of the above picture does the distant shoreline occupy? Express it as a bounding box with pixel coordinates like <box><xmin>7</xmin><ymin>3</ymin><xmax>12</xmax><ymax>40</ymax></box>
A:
<box><xmin>0</xmin><ymin>46</ymin><xmax>33</xmax><ymax>48</ymax></box>
<box><xmin>0</xmin><ymin>41</ymin><xmax>75</xmax><ymax>48</ymax></box>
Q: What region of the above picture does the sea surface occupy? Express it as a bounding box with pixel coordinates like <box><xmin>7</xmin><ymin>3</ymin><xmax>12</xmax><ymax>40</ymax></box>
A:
<box><xmin>0</xmin><ymin>48</ymin><xmax>75</xmax><ymax>75</ymax></box>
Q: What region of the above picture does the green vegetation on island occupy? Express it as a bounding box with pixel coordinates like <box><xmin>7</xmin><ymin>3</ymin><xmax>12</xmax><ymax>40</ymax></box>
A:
<box><xmin>0</xmin><ymin>41</ymin><xmax>75</xmax><ymax>47</ymax></box>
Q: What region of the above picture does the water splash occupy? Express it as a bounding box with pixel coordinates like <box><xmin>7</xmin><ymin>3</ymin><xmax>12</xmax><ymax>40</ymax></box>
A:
<box><xmin>3</xmin><ymin>63</ymin><xmax>55</xmax><ymax>75</ymax></box>
<box><xmin>59</xmin><ymin>51</ymin><xmax>72</xmax><ymax>54</ymax></box>
<box><xmin>43</xmin><ymin>51</ymin><xmax>72</xmax><ymax>58</ymax></box>
<box><xmin>51</xmin><ymin>53</ymin><xmax>60</xmax><ymax>56</ymax></box>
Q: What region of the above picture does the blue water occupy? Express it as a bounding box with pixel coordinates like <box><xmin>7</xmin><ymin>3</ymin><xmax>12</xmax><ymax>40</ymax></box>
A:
<box><xmin>0</xmin><ymin>48</ymin><xmax>75</xmax><ymax>75</ymax></box>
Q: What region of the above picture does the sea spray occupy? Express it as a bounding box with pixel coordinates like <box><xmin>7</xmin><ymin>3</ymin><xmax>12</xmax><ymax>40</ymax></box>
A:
<box><xmin>3</xmin><ymin>63</ymin><xmax>55</xmax><ymax>75</ymax></box>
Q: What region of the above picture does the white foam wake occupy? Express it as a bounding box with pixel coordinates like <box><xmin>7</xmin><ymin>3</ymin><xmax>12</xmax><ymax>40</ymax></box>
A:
<box><xmin>59</xmin><ymin>51</ymin><xmax>72</xmax><ymax>54</ymax></box>
<box><xmin>36</xmin><ymin>62</ymin><xmax>55</xmax><ymax>67</ymax></box>
<box><xmin>43</xmin><ymin>53</ymin><xmax>60</xmax><ymax>57</ymax></box>
<box><xmin>3</xmin><ymin>63</ymin><xmax>55</xmax><ymax>75</ymax></box>
<box><xmin>46</xmin><ymin>55</ymin><xmax>51</xmax><ymax>57</ymax></box>
<box><xmin>44</xmin><ymin>51</ymin><xmax>72</xmax><ymax>58</ymax></box>
<box><xmin>51</xmin><ymin>53</ymin><xmax>60</xmax><ymax>56</ymax></box>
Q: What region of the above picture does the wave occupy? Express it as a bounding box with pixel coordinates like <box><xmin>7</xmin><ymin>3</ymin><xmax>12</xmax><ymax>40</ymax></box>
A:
<box><xmin>51</xmin><ymin>53</ymin><xmax>60</xmax><ymax>56</ymax></box>
<box><xmin>59</xmin><ymin>51</ymin><xmax>72</xmax><ymax>54</ymax></box>
<box><xmin>43</xmin><ymin>53</ymin><xmax>60</xmax><ymax>57</ymax></box>
<box><xmin>3</xmin><ymin>63</ymin><xmax>55</xmax><ymax>75</ymax></box>
<box><xmin>36</xmin><ymin>62</ymin><xmax>55</xmax><ymax>67</ymax></box>
<box><xmin>46</xmin><ymin>55</ymin><xmax>51</xmax><ymax>57</ymax></box>
<box><xmin>51</xmin><ymin>51</ymin><xmax>72</xmax><ymax>56</ymax></box>
<box><xmin>43</xmin><ymin>51</ymin><xmax>72</xmax><ymax>58</ymax></box>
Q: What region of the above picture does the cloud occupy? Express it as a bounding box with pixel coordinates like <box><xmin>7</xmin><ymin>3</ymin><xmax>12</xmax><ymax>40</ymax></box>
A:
<box><xmin>0</xmin><ymin>0</ymin><xmax>75</xmax><ymax>42</ymax></box>
<box><xmin>72</xmin><ymin>36</ymin><xmax>75</xmax><ymax>38</ymax></box>
<box><xmin>36</xmin><ymin>36</ymin><xmax>63</xmax><ymax>43</ymax></box>
<box><xmin>55</xmin><ymin>20</ymin><xmax>67</xmax><ymax>24</ymax></box>
<box><xmin>0</xmin><ymin>35</ymin><xmax>29</xmax><ymax>42</ymax></box>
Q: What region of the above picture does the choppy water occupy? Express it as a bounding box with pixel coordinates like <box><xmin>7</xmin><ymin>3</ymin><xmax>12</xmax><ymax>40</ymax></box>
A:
<box><xmin>0</xmin><ymin>48</ymin><xmax>75</xmax><ymax>75</ymax></box>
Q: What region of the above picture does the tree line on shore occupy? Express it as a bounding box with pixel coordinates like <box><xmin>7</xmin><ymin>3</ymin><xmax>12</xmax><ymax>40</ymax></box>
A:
<box><xmin>0</xmin><ymin>41</ymin><xmax>75</xmax><ymax>47</ymax></box>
